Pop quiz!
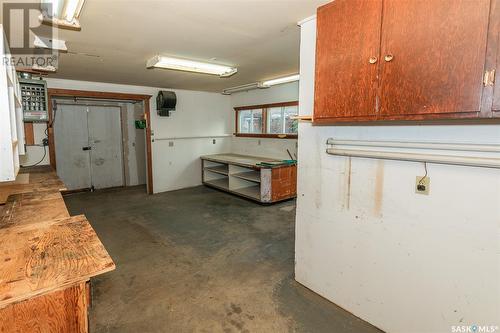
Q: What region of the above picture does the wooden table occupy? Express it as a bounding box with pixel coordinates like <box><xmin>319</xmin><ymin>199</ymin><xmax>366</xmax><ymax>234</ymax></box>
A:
<box><xmin>0</xmin><ymin>167</ymin><xmax>115</xmax><ymax>332</ymax></box>
<box><xmin>1</xmin><ymin>190</ymin><xmax>70</xmax><ymax>226</ymax></box>
<box><xmin>0</xmin><ymin>166</ymin><xmax>66</xmax><ymax>205</ymax></box>
<box><xmin>201</xmin><ymin>153</ymin><xmax>297</xmax><ymax>203</ymax></box>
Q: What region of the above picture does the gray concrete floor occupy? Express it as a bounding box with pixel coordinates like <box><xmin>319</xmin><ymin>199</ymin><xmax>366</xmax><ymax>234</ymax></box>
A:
<box><xmin>64</xmin><ymin>186</ymin><xmax>381</xmax><ymax>333</ymax></box>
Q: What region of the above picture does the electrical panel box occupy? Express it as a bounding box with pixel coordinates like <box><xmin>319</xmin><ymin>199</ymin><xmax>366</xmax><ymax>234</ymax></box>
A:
<box><xmin>20</xmin><ymin>78</ymin><xmax>49</xmax><ymax>122</ymax></box>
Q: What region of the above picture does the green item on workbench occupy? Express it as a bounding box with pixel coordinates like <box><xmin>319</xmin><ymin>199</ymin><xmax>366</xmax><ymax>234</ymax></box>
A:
<box><xmin>257</xmin><ymin>160</ymin><xmax>297</xmax><ymax>167</ymax></box>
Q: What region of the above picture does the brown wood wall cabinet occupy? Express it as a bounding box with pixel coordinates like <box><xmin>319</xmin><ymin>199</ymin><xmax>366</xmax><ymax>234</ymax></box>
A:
<box><xmin>314</xmin><ymin>0</ymin><xmax>500</xmax><ymax>124</ymax></box>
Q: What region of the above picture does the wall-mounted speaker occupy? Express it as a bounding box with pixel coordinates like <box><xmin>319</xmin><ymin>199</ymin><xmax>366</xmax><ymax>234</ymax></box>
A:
<box><xmin>156</xmin><ymin>91</ymin><xmax>177</xmax><ymax>117</ymax></box>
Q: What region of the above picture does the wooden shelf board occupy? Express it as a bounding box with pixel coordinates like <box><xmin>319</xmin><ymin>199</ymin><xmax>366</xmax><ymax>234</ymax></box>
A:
<box><xmin>204</xmin><ymin>165</ymin><xmax>229</xmax><ymax>176</ymax></box>
<box><xmin>234</xmin><ymin>185</ymin><xmax>261</xmax><ymax>200</ymax></box>
<box><xmin>204</xmin><ymin>177</ymin><xmax>229</xmax><ymax>190</ymax></box>
<box><xmin>232</xmin><ymin>171</ymin><xmax>261</xmax><ymax>183</ymax></box>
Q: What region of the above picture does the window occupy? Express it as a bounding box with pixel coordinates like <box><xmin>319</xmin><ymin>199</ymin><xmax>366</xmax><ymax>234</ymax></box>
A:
<box><xmin>238</xmin><ymin>109</ymin><xmax>263</xmax><ymax>134</ymax></box>
<box><xmin>235</xmin><ymin>101</ymin><xmax>298</xmax><ymax>138</ymax></box>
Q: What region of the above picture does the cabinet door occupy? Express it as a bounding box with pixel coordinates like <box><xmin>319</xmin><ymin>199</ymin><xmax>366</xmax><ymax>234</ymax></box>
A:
<box><xmin>379</xmin><ymin>0</ymin><xmax>491</xmax><ymax>119</ymax></box>
<box><xmin>314</xmin><ymin>0</ymin><xmax>382</xmax><ymax>123</ymax></box>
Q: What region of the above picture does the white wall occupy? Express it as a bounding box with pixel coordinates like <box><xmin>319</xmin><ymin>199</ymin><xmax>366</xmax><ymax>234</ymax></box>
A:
<box><xmin>230</xmin><ymin>82</ymin><xmax>299</xmax><ymax>160</ymax></box>
<box><xmin>295</xmin><ymin>17</ymin><xmax>500</xmax><ymax>333</ymax></box>
<box><xmin>19</xmin><ymin>123</ymin><xmax>50</xmax><ymax>167</ymax></box>
<box><xmin>44</xmin><ymin>78</ymin><xmax>232</xmax><ymax>193</ymax></box>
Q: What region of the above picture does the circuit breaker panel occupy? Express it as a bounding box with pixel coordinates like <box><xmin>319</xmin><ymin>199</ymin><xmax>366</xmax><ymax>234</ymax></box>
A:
<box><xmin>20</xmin><ymin>78</ymin><xmax>49</xmax><ymax>122</ymax></box>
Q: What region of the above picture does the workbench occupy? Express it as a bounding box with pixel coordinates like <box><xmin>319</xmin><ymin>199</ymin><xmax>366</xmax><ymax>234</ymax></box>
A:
<box><xmin>0</xmin><ymin>166</ymin><xmax>115</xmax><ymax>332</ymax></box>
<box><xmin>201</xmin><ymin>153</ymin><xmax>297</xmax><ymax>203</ymax></box>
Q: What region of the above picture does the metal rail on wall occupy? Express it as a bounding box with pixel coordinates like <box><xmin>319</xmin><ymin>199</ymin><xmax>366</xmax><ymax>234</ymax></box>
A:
<box><xmin>155</xmin><ymin>135</ymin><xmax>232</xmax><ymax>141</ymax></box>
<box><xmin>326</xmin><ymin>139</ymin><xmax>500</xmax><ymax>169</ymax></box>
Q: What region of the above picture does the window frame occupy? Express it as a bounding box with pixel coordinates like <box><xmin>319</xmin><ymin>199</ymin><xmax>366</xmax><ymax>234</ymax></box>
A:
<box><xmin>234</xmin><ymin>101</ymin><xmax>299</xmax><ymax>138</ymax></box>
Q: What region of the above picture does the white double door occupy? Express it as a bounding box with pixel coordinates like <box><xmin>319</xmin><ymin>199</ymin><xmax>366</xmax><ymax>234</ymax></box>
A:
<box><xmin>55</xmin><ymin>104</ymin><xmax>124</xmax><ymax>190</ymax></box>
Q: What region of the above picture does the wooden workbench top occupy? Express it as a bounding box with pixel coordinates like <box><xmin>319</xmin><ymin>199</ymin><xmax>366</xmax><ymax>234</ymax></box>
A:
<box><xmin>0</xmin><ymin>167</ymin><xmax>66</xmax><ymax>205</ymax></box>
<box><xmin>0</xmin><ymin>190</ymin><xmax>70</xmax><ymax>226</ymax></box>
<box><xmin>200</xmin><ymin>153</ymin><xmax>284</xmax><ymax>169</ymax></box>
<box><xmin>0</xmin><ymin>215</ymin><xmax>115</xmax><ymax>309</ymax></box>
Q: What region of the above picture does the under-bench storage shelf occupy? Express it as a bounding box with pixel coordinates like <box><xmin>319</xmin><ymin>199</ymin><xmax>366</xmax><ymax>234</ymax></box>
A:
<box><xmin>201</xmin><ymin>154</ymin><xmax>297</xmax><ymax>204</ymax></box>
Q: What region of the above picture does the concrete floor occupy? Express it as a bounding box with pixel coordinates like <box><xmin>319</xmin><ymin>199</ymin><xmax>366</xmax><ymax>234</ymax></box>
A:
<box><xmin>64</xmin><ymin>186</ymin><xmax>381</xmax><ymax>333</ymax></box>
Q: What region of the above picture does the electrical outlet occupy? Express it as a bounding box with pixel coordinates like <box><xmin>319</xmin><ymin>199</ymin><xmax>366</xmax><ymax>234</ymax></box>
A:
<box><xmin>213</xmin><ymin>139</ymin><xmax>216</xmax><ymax>144</ymax></box>
<box><xmin>169</xmin><ymin>141</ymin><xmax>174</xmax><ymax>147</ymax></box>
<box><xmin>258</xmin><ymin>140</ymin><xmax>261</xmax><ymax>146</ymax></box>
<box><xmin>415</xmin><ymin>176</ymin><xmax>430</xmax><ymax>195</ymax></box>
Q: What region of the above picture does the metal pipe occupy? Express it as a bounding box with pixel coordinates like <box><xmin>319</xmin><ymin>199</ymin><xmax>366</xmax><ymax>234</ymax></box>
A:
<box><xmin>155</xmin><ymin>135</ymin><xmax>232</xmax><ymax>141</ymax></box>
<box><xmin>326</xmin><ymin>139</ymin><xmax>500</xmax><ymax>153</ymax></box>
<box><xmin>326</xmin><ymin>148</ymin><xmax>500</xmax><ymax>169</ymax></box>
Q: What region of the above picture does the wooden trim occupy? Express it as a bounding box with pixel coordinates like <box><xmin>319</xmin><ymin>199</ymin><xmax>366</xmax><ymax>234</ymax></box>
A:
<box><xmin>235</xmin><ymin>133</ymin><xmax>298</xmax><ymax>139</ymax></box>
<box><xmin>47</xmin><ymin>88</ymin><xmax>151</xmax><ymax>101</ymax></box>
<box><xmin>144</xmin><ymin>99</ymin><xmax>154</xmax><ymax>194</ymax></box>
<box><xmin>234</xmin><ymin>100</ymin><xmax>298</xmax><ymax>111</ymax></box>
<box><xmin>47</xmin><ymin>88</ymin><xmax>154</xmax><ymax>195</ymax></box>
<box><xmin>24</xmin><ymin>123</ymin><xmax>35</xmax><ymax>145</ymax></box>
<box><xmin>262</xmin><ymin>108</ymin><xmax>268</xmax><ymax>134</ymax></box>
<box><xmin>234</xmin><ymin>100</ymin><xmax>299</xmax><ymax>137</ymax></box>
<box><xmin>48</xmin><ymin>97</ymin><xmax>56</xmax><ymax>168</ymax></box>
<box><xmin>480</xmin><ymin>0</ymin><xmax>499</xmax><ymax>117</ymax></box>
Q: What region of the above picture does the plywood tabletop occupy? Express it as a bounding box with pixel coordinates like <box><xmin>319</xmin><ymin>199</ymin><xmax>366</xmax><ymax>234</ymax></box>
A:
<box><xmin>0</xmin><ymin>170</ymin><xmax>66</xmax><ymax>205</ymax></box>
<box><xmin>0</xmin><ymin>190</ymin><xmax>70</xmax><ymax>226</ymax></box>
<box><xmin>200</xmin><ymin>153</ymin><xmax>282</xmax><ymax>168</ymax></box>
<box><xmin>0</xmin><ymin>215</ymin><xmax>115</xmax><ymax>309</ymax></box>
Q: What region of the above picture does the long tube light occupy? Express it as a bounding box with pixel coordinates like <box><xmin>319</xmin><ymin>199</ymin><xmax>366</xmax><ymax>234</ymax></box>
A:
<box><xmin>222</xmin><ymin>74</ymin><xmax>300</xmax><ymax>95</ymax></box>
<box><xmin>34</xmin><ymin>35</ymin><xmax>67</xmax><ymax>51</ymax></box>
<box><xmin>147</xmin><ymin>55</ymin><xmax>237</xmax><ymax>77</ymax></box>
<box><xmin>262</xmin><ymin>74</ymin><xmax>300</xmax><ymax>87</ymax></box>
<box><xmin>40</xmin><ymin>0</ymin><xmax>86</xmax><ymax>29</ymax></box>
<box><xmin>222</xmin><ymin>82</ymin><xmax>265</xmax><ymax>95</ymax></box>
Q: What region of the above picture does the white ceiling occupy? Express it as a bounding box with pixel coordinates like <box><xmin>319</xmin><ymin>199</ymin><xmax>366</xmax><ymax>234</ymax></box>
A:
<box><xmin>33</xmin><ymin>0</ymin><xmax>328</xmax><ymax>92</ymax></box>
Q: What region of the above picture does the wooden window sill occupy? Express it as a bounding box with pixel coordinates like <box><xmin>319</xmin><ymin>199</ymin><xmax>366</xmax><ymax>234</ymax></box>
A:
<box><xmin>234</xmin><ymin>133</ymin><xmax>298</xmax><ymax>139</ymax></box>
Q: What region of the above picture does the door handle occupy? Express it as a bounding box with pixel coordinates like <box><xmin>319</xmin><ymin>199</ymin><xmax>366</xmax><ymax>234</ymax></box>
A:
<box><xmin>369</xmin><ymin>56</ymin><xmax>378</xmax><ymax>64</ymax></box>
<box><xmin>384</xmin><ymin>54</ymin><xmax>394</xmax><ymax>62</ymax></box>
<box><xmin>82</xmin><ymin>146</ymin><xmax>92</xmax><ymax>151</ymax></box>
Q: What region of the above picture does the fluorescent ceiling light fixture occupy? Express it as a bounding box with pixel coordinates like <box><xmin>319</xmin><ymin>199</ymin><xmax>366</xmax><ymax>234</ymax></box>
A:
<box><xmin>262</xmin><ymin>74</ymin><xmax>300</xmax><ymax>87</ymax></box>
<box><xmin>222</xmin><ymin>82</ymin><xmax>266</xmax><ymax>95</ymax></box>
<box><xmin>147</xmin><ymin>55</ymin><xmax>237</xmax><ymax>77</ymax></box>
<box><xmin>222</xmin><ymin>74</ymin><xmax>300</xmax><ymax>95</ymax></box>
<box><xmin>40</xmin><ymin>0</ymin><xmax>86</xmax><ymax>29</ymax></box>
<box><xmin>34</xmin><ymin>36</ymin><xmax>67</xmax><ymax>51</ymax></box>
<box><xmin>32</xmin><ymin>64</ymin><xmax>57</xmax><ymax>72</ymax></box>
<box><xmin>63</xmin><ymin>0</ymin><xmax>85</xmax><ymax>22</ymax></box>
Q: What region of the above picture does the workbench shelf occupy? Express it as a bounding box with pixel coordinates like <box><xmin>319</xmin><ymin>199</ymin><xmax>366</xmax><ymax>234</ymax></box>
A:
<box><xmin>201</xmin><ymin>154</ymin><xmax>296</xmax><ymax>204</ymax></box>
<box><xmin>204</xmin><ymin>177</ymin><xmax>230</xmax><ymax>191</ymax></box>
<box><xmin>232</xmin><ymin>170</ymin><xmax>261</xmax><ymax>183</ymax></box>
<box><xmin>204</xmin><ymin>164</ymin><xmax>229</xmax><ymax>176</ymax></box>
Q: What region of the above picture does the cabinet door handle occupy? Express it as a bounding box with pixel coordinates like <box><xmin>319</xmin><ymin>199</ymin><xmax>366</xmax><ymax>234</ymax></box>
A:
<box><xmin>384</xmin><ymin>54</ymin><xmax>394</xmax><ymax>62</ymax></box>
<box><xmin>369</xmin><ymin>56</ymin><xmax>378</xmax><ymax>64</ymax></box>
